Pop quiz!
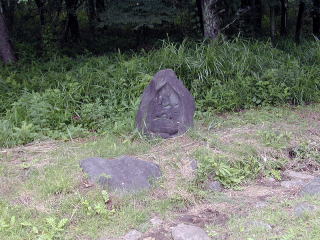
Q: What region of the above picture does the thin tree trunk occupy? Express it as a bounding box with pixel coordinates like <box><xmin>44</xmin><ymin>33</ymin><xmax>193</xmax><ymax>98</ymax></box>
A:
<box><xmin>253</xmin><ymin>0</ymin><xmax>262</xmax><ymax>34</ymax></box>
<box><xmin>295</xmin><ymin>1</ymin><xmax>305</xmax><ymax>44</ymax></box>
<box><xmin>64</xmin><ymin>0</ymin><xmax>80</xmax><ymax>43</ymax></box>
<box><xmin>314</xmin><ymin>0</ymin><xmax>320</xmax><ymax>37</ymax></box>
<box><xmin>239</xmin><ymin>0</ymin><xmax>260</xmax><ymax>37</ymax></box>
<box><xmin>201</xmin><ymin>0</ymin><xmax>220</xmax><ymax>39</ymax></box>
<box><xmin>270</xmin><ymin>5</ymin><xmax>276</xmax><ymax>44</ymax></box>
<box><xmin>239</xmin><ymin>0</ymin><xmax>250</xmax><ymax>36</ymax></box>
<box><xmin>196</xmin><ymin>0</ymin><xmax>204</xmax><ymax>36</ymax></box>
<box><xmin>280</xmin><ymin>0</ymin><xmax>288</xmax><ymax>36</ymax></box>
<box><xmin>96</xmin><ymin>0</ymin><xmax>105</xmax><ymax>13</ymax></box>
<box><xmin>35</xmin><ymin>0</ymin><xmax>45</xmax><ymax>26</ymax></box>
<box><xmin>0</xmin><ymin>12</ymin><xmax>16</xmax><ymax>64</ymax></box>
<box><xmin>87</xmin><ymin>0</ymin><xmax>96</xmax><ymax>36</ymax></box>
<box><xmin>35</xmin><ymin>0</ymin><xmax>45</xmax><ymax>51</ymax></box>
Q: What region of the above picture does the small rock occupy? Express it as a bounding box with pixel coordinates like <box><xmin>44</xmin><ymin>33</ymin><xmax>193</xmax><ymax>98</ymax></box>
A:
<box><xmin>300</xmin><ymin>178</ymin><xmax>320</xmax><ymax>196</ymax></box>
<box><xmin>171</xmin><ymin>223</ymin><xmax>210</xmax><ymax>240</ymax></box>
<box><xmin>255</xmin><ymin>201</ymin><xmax>268</xmax><ymax>208</ymax></box>
<box><xmin>247</xmin><ymin>220</ymin><xmax>272</xmax><ymax>230</ymax></box>
<box><xmin>123</xmin><ymin>230</ymin><xmax>143</xmax><ymax>240</ymax></box>
<box><xmin>265</xmin><ymin>177</ymin><xmax>276</xmax><ymax>182</ymax></box>
<box><xmin>280</xmin><ymin>180</ymin><xmax>305</xmax><ymax>188</ymax></box>
<box><xmin>294</xmin><ymin>202</ymin><xmax>316</xmax><ymax>217</ymax></box>
<box><xmin>283</xmin><ymin>170</ymin><xmax>314</xmax><ymax>181</ymax></box>
<box><xmin>190</xmin><ymin>159</ymin><xmax>198</xmax><ymax>171</ymax></box>
<box><xmin>150</xmin><ymin>217</ymin><xmax>163</xmax><ymax>227</ymax></box>
<box><xmin>206</xmin><ymin>181</ymin><xmax>223</xmax><ymax>192</ymax></box>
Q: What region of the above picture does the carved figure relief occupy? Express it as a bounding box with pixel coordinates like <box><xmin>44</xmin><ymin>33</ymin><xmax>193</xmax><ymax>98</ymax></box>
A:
<box><xmin>136</xmin><ymin>69</ymin><xmax>195</xmax><ymax>138</ymax></box>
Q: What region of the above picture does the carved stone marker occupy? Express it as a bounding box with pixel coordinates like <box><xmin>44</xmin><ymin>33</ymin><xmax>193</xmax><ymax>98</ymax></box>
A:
<box><xmin>136</xmin><ymin>69</ymin><xmax>195</xmax><ymax>138</ymax></box>
<box><xmin>80</xmin><ymin>156</ymin><xmax>161</xmax><ymax>193</ymax></box>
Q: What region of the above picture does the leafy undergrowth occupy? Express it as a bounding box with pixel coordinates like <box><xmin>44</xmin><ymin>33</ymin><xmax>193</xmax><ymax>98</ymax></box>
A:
<box><xmin>0</xmin><ymin>104</ymin><xmax>320</xmax><ymax>239</ymax></box>
<box><xmin>1</xmin><ymin>39</ymin><xmax>320</xmax><ymax>147</ymax></box>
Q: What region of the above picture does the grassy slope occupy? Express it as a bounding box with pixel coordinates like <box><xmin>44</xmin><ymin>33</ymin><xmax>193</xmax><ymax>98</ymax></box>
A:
<box><xmin>0</xmin><ymin>104</ymin><xmax>320</xmax><ymax>239</ymax></box>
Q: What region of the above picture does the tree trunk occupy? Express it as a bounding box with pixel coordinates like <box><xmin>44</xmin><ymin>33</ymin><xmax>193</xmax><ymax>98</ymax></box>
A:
<box><xmin>314</xmin><ymin>0</ymin><xmax>320</xmax><ymax>37</ymax></box>
<box><xmin>196</xmin><ymin>0</ymin><xmax>204</xmax><ymax>35</ymax></box>
<box><xmin>295</xmin><ymin>1</ymin><xmax>305</xmax><ymax>44</ymax></box>
<box><xmin>35</xmin><ymin>0</ymin><xmax>45</xmax><ymax>26</ymax></box>
<box><xmin>0</xmin><ymin>0</ymin><xmax>15</xmax><ymax>32</ymax></box>
<box><xmin>87</xmin><ymin>0</ymin><xmax>96</xmax><ymax>35</ymax></box>
<box><xmin>0</xmin><ymin>12</ymin><xmax>16</xmax><ymax>64</ymax></box>
<box><xmin>35</xmin><ymin>0</ymin><xmax>45</xmax><ymax>51</ymax></box>
<box><xmin>270</xmin><ymin>5</ymin><xmax>276</xmax><ymax>44</ymax></box>
<box><xmin>201</xmin><ymin>0</ymin><xmax>220</xmax><ymax>39</ymax></box>
<box><xmin>63</xmin><ymin>0</ymin><xmax>80</xmax><ymax>43</ymax></box>
<box><xmin>253</xmin><ymin>0</ymin><xmax>262</xmax><ymax>34</ymax></box>
<box><xmin>96</xmin><ymin>0</ymin><xmax>105</xmax><ymax>13</ymax></box>
<box><xmin>239</xmin><ymin>0</ymin><xmax>261</xmax><ymax>37</ymax></box>
<box><xmin>280</xmin><ymin>0</ymin><xmax>288</xmax><ymax>36</ymax></box>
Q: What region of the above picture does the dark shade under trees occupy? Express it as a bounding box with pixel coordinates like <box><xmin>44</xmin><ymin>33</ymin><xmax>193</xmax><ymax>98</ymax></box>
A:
<box><xmin>295</xmin><ymin>1</ymin><xmax>305</xmax><ymax>44</ymax></box>
<box><xmin>0</xmin><ymin>0</ymin><xmax>319</xmax><ymax>64</ymax></box>
<box><xmin>314</xmin><ymin>0</ymin><xmax>320</xmax><ymax>37</ymax></box>
<box><xmin>0</xmin><ymin>12</ymin><xmax>16</xmax><ymax>64</ymax></box>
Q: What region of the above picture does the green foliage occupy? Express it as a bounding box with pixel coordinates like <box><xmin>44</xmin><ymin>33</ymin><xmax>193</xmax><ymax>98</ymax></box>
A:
<box><xmin>80</xmin><ymin>191</ymin><xmax>115</xmax><ymax>218</ymax></box>
<box><xmin>0</xmin><ymin>39</ymin><xmax>319</xmax><ymax>146</ymax></box>
<box><xmin>194</xmin><ymin>149</ymin><xmax>262</xmax><ymax>188</ymax></box>
<box><xmin>0</xmin><ymin>201</ymin><xmax>68</xmax><ymax>240</ymax></box>
<box><xmin>291</xmin><ymin>142</ymin><xmax>320</xmax><ymax>163</ymax></box>
<box><xmin>260</xmin><ymin>130</ymin><xmax>291</xmax><ymax>149</ymax></box>
<box><xmin>193</xmin><ymin>145</ymin><xmax>290</xmax><ymax>188</ymax></box>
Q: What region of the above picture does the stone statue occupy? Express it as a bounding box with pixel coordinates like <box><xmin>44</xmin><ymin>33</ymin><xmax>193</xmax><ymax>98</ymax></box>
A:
<box><xmin>136</xmin><ymin>69</ymin><xmax>195</xmax><ymax>138</ymax></box>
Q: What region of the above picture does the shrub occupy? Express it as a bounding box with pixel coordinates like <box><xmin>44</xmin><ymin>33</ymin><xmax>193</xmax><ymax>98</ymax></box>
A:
<box><xmin>0</xmin><ymin>38</ymin><xmax>319</xmax><ymax>146</ymax></box>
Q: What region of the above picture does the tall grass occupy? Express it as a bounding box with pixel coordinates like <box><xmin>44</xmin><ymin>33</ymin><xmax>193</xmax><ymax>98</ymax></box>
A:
<box><xmin>0</xmin><ymin>38</ymin><xmax>319</xmax><ymax>146</ymax></box>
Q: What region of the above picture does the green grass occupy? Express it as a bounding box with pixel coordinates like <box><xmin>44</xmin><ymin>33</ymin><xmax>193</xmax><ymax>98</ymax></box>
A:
<box><xmin>0</xmin><ymin>134</ymin><xmax>167</xmax><ymax>239</ymax></box>
<box><xmin>1</xmin><ymin>104</ymin><xmax>320</xmax><ymax>239</ymax></box>
<box><xmin>1</xmin><ymin>38</ymin><xmax>319</xmax><ymax>147</ymax></box>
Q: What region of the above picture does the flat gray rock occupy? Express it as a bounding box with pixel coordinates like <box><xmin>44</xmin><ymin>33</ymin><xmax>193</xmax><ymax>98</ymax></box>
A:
<box><xmin>80</xmin><ymin>156</ymin><xmax>161</xmax><ymax>193</ymax></box>
<box><xmin>123</xmin><ymin>230</ymin><xmax>142</xmax><ymax>240</ymax></box>
<box><xmin>280</xmin><ymin>180</ymin><xmax>305</xmax><ymax>188</ymax></box>
<box><xmin>206</xmin><ymin>180</ymin><xmax>223</xmax><ymax>192</ymax></box>
<box><xmin>136</xmin><ymin>69</ymin><xmax>195</xmax><ymax>139</ymax></box>
<box><xmin>283</xmin><ymin>170</ymin><xmax>314</xmax><ymax>180</ymax></box>
<box><xmin>150</xmin><ymin>216</ymin><xmax>163</xmax><ymax>227</ymax></box>
<box><xmin>294</xmin><ymin>202</ymin><xmax>316</xmax><ymax>217</ymax></box>
<box><xmin>171</xmin><ymin>223</ymin><xmax>210</xmax><ymax>240</ymax></box>
<box><xmin>300</xmin><ymin>178</ymin><xmax>320</xmax><ymax>196</ymax></box>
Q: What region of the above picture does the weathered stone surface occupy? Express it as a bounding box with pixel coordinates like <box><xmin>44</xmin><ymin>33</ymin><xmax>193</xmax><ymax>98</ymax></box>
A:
<box><xmin>300</xmin><ymin>178</ymin><xmax>320</xmax><ymax>196</ymax></box>
<box><xmin>190</xmin><ymin>159</ymin><xmax>198</xmax><ymax>171</ymax></box>
<box><xmin>206</xmin><ymin>180</ymin><xmax>223</xmax><ymax>192</ymax></box>
<box><xmin>171</xmin><ymin>224</ymin><xmax>210</xmax><ymax>240</ymax></box>
<box><xmin>294</xmin><ymin>202</ymin><xmax>316</xmax><ymax>217</ymax></box>
<box><xmin>150</xmin><ymin>216</ymin><xmax>163</xmax><ymax>227</ymax></box>
<box><xmin>255</xmin><ymin>201</ymin><xmax>268</xmax><ymax>208</ymax></box>
<box><xmin>136</xmin><ymin>69</ymin><xmax>195</xmax><ymax>139</ymax></box>
<box><xmin>283</xmin><ymin>170</ymin><xmax>314</xmax><ymax>181</ymax></box>
<box><xmin>123</xmin><ymin>230</ymin><xmax>143</xmax><ymax>240</ymax></box>
<box><xmin>80</xmin><ymin>156</ymin><xmax>161</xmax><ymax>192</ymax></box>
<box><xmin>265</xmin><ymin>177</ymin><xmax>276</xmax><ymax>182</ymax></box>
<box><xmin>280</xmin><ymin>180</ymin><xmax>305</xmax><ymax>188</ymax></box>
